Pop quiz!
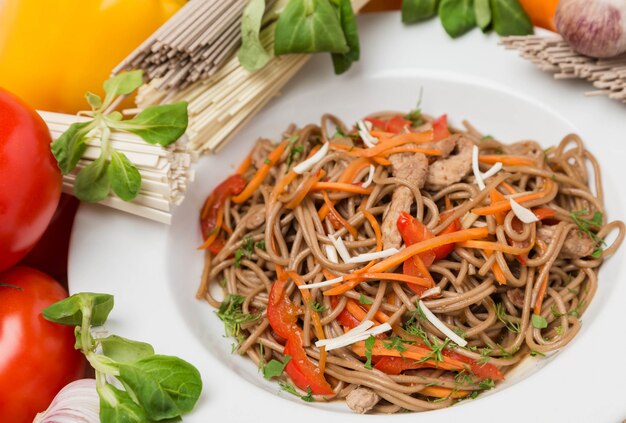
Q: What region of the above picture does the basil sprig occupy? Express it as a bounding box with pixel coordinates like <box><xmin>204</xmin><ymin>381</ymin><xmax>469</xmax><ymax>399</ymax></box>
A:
<box><xmin>43</xmin><ymin>292</ymin><xmax>202</xmax><ymax>422</ymax></box>
<box><xmin>402</xmin><ymin>0</ymin><xmax>532</xmax><ymax>38</ymax></box>
<box><xmin>51</xmin><ymin>70</ymin><xmax>188</xmax><ymax>203</ymax></box>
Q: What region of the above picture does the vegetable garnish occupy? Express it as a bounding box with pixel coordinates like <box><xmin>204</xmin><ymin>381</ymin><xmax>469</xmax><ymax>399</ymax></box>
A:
<box><xmin>418</xmin><ymin>301</ymin><xmax>468</xmax><ymax>347</ymax></box>
<box><xmin>510</xmin><ymin>198</ymin><xmax>540</xmax><ymax>223</ymax></box>
<box><xmin>51</xmin><ymin>70</ymin><xmax>188</xmax><ymax>202</ymax></box>
<box><xmin>569</xmin><ymin>209</ymin><xmax>606</xmax><ymax>258</ymax></box>
<box><xmin>217</xmin><ymin>294</ymin><xmax>261</xmax><ymax>351</ymax></box>
<box><xmin>315</xmin><ymin>321</ymin><xmax>392</xmax><ymax>351</ymax></box>
<box><xmin>42</xmin><ymin>293</ymin><xmax>202</xmax><ymax>422</ymax></box>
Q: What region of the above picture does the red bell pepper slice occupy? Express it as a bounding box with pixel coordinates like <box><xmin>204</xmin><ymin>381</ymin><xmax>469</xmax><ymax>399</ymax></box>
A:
<box><xmin>330</xmin><ymin>297</ymin><xmax>361</xmax><ymax>329</ymax></box>
<box><xmin>446</xmin><ymin>350</ymin><xmax>504</xmax><ymax>381</ymax></box>
<box><xmin>200</xmin><ymin>174</ymin><xmax>247</xmax><ymax>254</ymax></box>
<box><xmin>374</xmin><ymin>356</ymin><xmax>427</xmax><ymax>375</ymax></box>
<box><xmin>384</xmin><ymin>115</ymin><xmax>412</xmax><ymax>134</ymax></box>
<box><xmin>432</xmin><ymin>114</ymin><xmax>450</xmax><ymax>141</ymax></box>
<box><xmin>430</xmin><ymin>210</ymin><xmax>462</xmax><ymax>261</ymax></box>
<box><xmin>267</xmin><ymin>277</ymin><xmax>334</xmax><ymax>395</ymax></box>
<box><xmin>364</xmin><ymin>117</ymin><xmax>386</xmax><ymax>130</ymax></box>
<box><xmin>397</xmin><ymin>212</ymin><xmax>437</xmax><ymax>266</ymax></box>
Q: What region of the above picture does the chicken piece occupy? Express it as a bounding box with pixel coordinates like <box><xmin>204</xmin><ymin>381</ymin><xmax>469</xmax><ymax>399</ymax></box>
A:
<box><xmin>381</xmin><ymin>152</ymin><xmax>428</xmax><ymax>249</ymax></box>
<box><xmin>506</xmin><ymin>288</ymin><xmax>525</xmax><ymax>308</ymax></box>
<box><xmin>251</xmin><ymin>139</ymin><xmax>274</xmax><ymax>169</ymax></box>
<box><xmin>537</xmin><ymin>226</ymin><xmax>597</xmax><ymax>259</ymax></box>
<box><xmin>245</xmin><ymin>205</ymin><xmax>266</xmax><ymax>230</ymax></box>
<box><xmin>346</xmin><ymin>387</ymin><xmax>380</xmax><ymax>414</ymax></box>
<box><xmin>421</xmin><ymin>133</ymin><xmax>459</xmax><ymax>158</ymax></box>
<box><xmin>425</xmin><ymin>135</ymin><xmax>473</xmax><ymax>191</ymax></box>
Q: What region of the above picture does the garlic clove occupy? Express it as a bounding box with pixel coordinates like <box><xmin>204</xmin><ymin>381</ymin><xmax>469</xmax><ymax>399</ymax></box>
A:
<box><xmin>33</xmin><ymin>379</ymin><xmax>99</xmax><ymax>423</ymax></box>
<box><xmin>555</xmin><ymin>0</ymin><xmax>626</xmax><ymax>58</ymax></box>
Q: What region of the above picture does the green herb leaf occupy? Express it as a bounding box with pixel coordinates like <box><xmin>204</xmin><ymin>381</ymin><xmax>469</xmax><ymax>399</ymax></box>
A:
<box><xmin>301</xmin><ymin>386</ymin><xmax>314</xmax><ymax>402</ymax></box>
<box><xmin>103</xmin><ymin>70</ymin><xmax>143</xmax><ymax>100</ymax></box>
<box><xmin>51</xmin><ymin>121</ymin><xmax>94</xmax><ymax>174</ymax></box>
<box><xmin>217</xmin><ymin>294</ymin><xmax>260</xmax><ymax>348</ymax></box>
<box><xmin>74</xmin><ymin>154</ymin><xmax>111</xmax><ymax>202</ymax></box>
<box><xmin>85</xmin><ymin>91</ymin><xmax>103</xmax><ymax>109</ymax></box>
<box><xmin>109</xmin><ymin>102</ymin><xmax>188</xmax><ymax>146</ymax></box>
<box><xmin>439</xmin><ymin>0</ymin><xmax>476</xmax><ymax>38</ymax></box>
<box><xmin>494</xmin><ymin>302</ymin><xmax>521</xmax><ymax>333</ymax></box>
<box><xmin>239</xmin><ymin>0</ymin><xmax>271</xmax><ymax>71</ymax></box>
<box><xmin>331</xmin><ymin>0</ymin><xmax>360</xmax><ymax>74</ymax></box>
<box><xmin>98</xmin><ymin>384</ymin><xmax>149</xmax><ymax>423</ymax></box>
<box><xmin>100</xmin><ymin>335</ymin><xmax>155</xmax><ymax>364</ymax></box>
<box><xmin>569</xmin><ymin>209</ymin><xmax>606</xmax><ymax>256</ymax></box>
<box><xmin>274</xmin><ymin>0</ymin><xmax>349</xmax><ymax>55</ymax></box>
<box><xmin>531</xmin><ymin>314</ymin><xmax>548</xmax><ymax>329</ymax></box>
<box><xmin>402</xmin><ymin>0</ymin><xmax>439</xmax><ymax>23</ymax></box>
<box><xmin>364</xmin><ymin>335</ymin><xmax>376</xmax><ymax>369</ymax></box>
<box><xmin>117</xmin><ymin>355</ymin><xmax>202</xmax><ymax>421</ymax></box>
<box><xmin>530</xmin><ymin>350</ymin><xmax>545</xmax><ymax>357</ymax></box>
<box><xmin>383</xmin><ymin>336</ymin><xmax>408</xmax><ymax>353</ymax></box>
<box><xmin>490</xmin><ymin>0</ymin><xmax>533</xmax><ymax>36</ymax></box>
<box><xmin>263</xmin><ymin>355</ymin><xmax>291</xmax><ymax>380</ymax></box>
<box><xmin>358</xmin><ymin>293</ymin><xmax>373</xmax><ymax>305</ymax></box>
<box><xmin>42</xmin><ymin>293</ymin><xmax>114</xmax><ymax>326</ymax></box>
<box><xmin>478</xmin><ymin>378</ymin><xmax>495</xmax><ymax>390</ymax></box>
<box><xmin>310</xmin><ymin>301</ymin><xmax>328</xmax><ymax>313</ymax></box>
<box><xmin>108</xmin><ymin>150</ymin><xmax>142</xmax><ymax>201</ymax></box>
<box><xmin>474</xmin><ymin>0</ymin><xmax>491</xmax><ymax>30</ymax></box>
<box><xmin>279</xmin><ymin>381</ymin><xmax>314</xmax><ymax>402</ymax></box>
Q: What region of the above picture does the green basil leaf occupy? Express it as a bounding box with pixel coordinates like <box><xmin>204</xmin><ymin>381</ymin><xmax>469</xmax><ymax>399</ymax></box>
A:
<box><xmin>108</xmin><ymin>150</ymin><xmax>142</xmax><ymax>201</ymax></box>
<box><xmin>439</xmin><ymin>0</ymin><xmax>476</xmax><ymax>38</ymax></box>
<box><xmin>103</xmin><ymin>70</ymin><xmax>144</xmax><ymax>99</ymax></box>
<box><xmin>85</xmin><ymin>91</ymin><xmax>103</xmax><ymax>109</ymax></box>
<box><xmin>100</xmin><ymin>335</ymin><xmax>155</xmax><ymax>364</ymax></box>
<box><xmin>42</xmin><ymin>293</ymin><xmax>114</xmax><ymax>326</ymax></box>
<box><xmin>401</xmin><ymin>0</ymin><xmax>439</xmax><ymax>23</ymax></box>
<box><xmin>51</xmin><ymin>121</ymin><xmax>94</xmax><ymax>174</ymax></box>
<box><xmin>331</xmin><ymin>0</ymin><xmax>360</xmax><ymax>74</ymax></box>
<box><xmin>239</xmin><ymin>0</ymin><xmax>271</xmax><ymax>71</ymax></box>
<box><xmin>274</xmin><ymin>0</ymin><xmax>348</xmax><ymax>55</ymax></box>
<box><xmin>490</xmin><ymin>0</ymin><xmax>533</xmax><ymax>36</ymax></box>
<box><xmin>109</xmin><ymin>102</ymin><xmax>188</xmax><ymax>146</ymax></box>
<box><xmin>117</xmin><ymin>355</ymin><xmax>202</xmax><ymax>421</ymax></box>
<box><xmin>263</xmin><ymin>356</ymin><xmax>291</xmax><ymax>380</ymax></box>
<box><xmin>98</xmin><ymin>384</ymin><xmax>149</xmax><ymax>423</ymax></box>
<box><xmin>474</xmin><ymin>0</ymin><xmax>491</xmax><ymax>30</ymax></box>
<box><xmin>74</xmin><ymin>155</ymin><xmax>111</xmax><ymax>202</ymax></box>
<box><xmin>531</xmin><ymin>314</ymin><xmax>548</xmax><ymax>329</ymax></box>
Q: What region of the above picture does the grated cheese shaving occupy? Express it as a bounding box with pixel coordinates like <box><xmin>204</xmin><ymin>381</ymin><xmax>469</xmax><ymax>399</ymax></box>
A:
<box><xmin>509</xmin><ymin>198</ymin><xmax>539</xmax><ymax>223</ymax></box>
<box><xmin>362</xmin><ymin>165</ymin><xmax>375</xmax><ymax>188</ymax></box>
<box><xmin>316</xmin><ymin>322</ymin><xmax>392</xmax><ymax>351</ymax></box>
<box><xmin>293</xmin><ymin>142</ymin><xmax>329</xmax><ymax>174</ymax></box>
<box><xmin>325</xmin><ymin>244</ymin><xmax>339</xmax><ymax>264</ymax></box>
<box><xmin>418</xmin><ymin>300</ymin><xmax>468</xmax><ymax>347</ymax></box>
<box><xmin>329</xmin><ymin>234</ymin><xmax>352</xmax><ymax>263</ymax></box>
<box><xmin>357</xmin><ymin>120</ymin><xmax>379</xmax><ymax>148</ymax></box>
<box><xmin>347</xmin><ymin>248</ymin><xmax>399</xmax><ymax>264</ymax></box>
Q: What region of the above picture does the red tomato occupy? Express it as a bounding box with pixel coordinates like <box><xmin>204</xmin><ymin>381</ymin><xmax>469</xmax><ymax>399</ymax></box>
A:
<box><xmin>0</xmin><ymin>267</ymin><xmax>85</xmax><ymax>422</ymax></box>
<box><xmin>0</xmin><ymin>89</ymin><xmax>61</xmax><ymax>273</ymax></box>
<box><xmin>19</xmin><ymin>194</ymin><xmax>79</xmax><ymax>283</ymax></box>
<box><xmin>330</xmin><ymin>296</ymin><xmax>361</xmax><ymax>329</ymax></box>
<box><xmin>374</xmin><ymin>356</ymin><xmax>427</xmax><ymax>375</ymax></box>
<box><xmin>384</xmin><ymin>115</ymin><xmax>412</xmax><ymax>134</ymax></box>
<box><xmin>432</xmin><ymin>114</ymin><xmax>450</xmax><ymax>141</ymax></box>
<box><xmin>396</xmin><ymin>212</ymin><xmax>436</xmax><ymax>266</ymax></box>
<box><xmin>431</xmin><ymin>210</ymin><xmax>462</xmax><ymax>261</ymax></box>
<box><xmin>364</xmin><ymin>117</ymin><xmax>386</xmax><ymax>130</ymax></box>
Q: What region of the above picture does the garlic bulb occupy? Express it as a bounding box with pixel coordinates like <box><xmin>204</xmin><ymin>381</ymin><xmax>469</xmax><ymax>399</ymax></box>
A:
<box><xmin>33</xmin><ymin>379</ymin><xmax>99</xmax><ymax>423</ymax></box>
<box><xmin>555</xmin><ymin>0</ymin><xmax>626</xmax><ymax>58</ymax></box>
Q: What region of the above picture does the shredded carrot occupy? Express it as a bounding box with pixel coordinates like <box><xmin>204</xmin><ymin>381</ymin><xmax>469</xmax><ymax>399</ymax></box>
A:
<box><xmin>501</xmin><ymin>182</ymin><xmax>517</xmax><ymax>194</ymax></box>
<box><xmin>324</xmin><ymin>272</ymin><xmax>432</xmax><ymax>296</ymax></box>
<box><xmin>533</xmin><ymin>241</ymin><xmax>550</xmax><ymax>314</ymax></box>
<box><xmin>387</xmin><ymin>292</ymin><xmax>396</xmax><ymax>306</ymax></box>
<box><xmin>420</xmin><ymin>386</ymin><xmax>470</xmax><ymax>399</ymax></box>
<box><xmin>345</xmin><ymin>299</ymin><xmax>380</xmax><ymax>325</ymax></box>
<box><xmin>233</xmin><ymin>140</ymin><xmax>289</xmax><ymax>204</ymax></box>
<box><xmin>358</xmin><ymin>301</ymin><xmax>391</xmax><ymax>323</ymax></box>
<box><xmin>318</xmin><ymin>158</ymin><xmax>371</xmax><ymax>221</ymax></box>
<box><xmin>361</xmin><ymin>209</ymin><xmax>382</xmax><ymax>252</ymax></box>
<box><xmin>271</xmin><ymin>170</ymin><xmax>298</xmax><ymax>203</ymax></box>
<box><xmin>371</xmin><ymin>156</ymin><xmax>391</xmax><ymax>166</ymax></box>
<box><xmin>330</xmin><ymin>130</ymin><xmax>433</xmax><ymax>159</ymax></box>
<box><xmin>352</xmin><ymin>340</ymin><xmax>467</xmax><ymax>372</ymax></box>
<box><xmin>287</xmin><ymin>271</ymin><xmax>327</xmax><ymax>373</ymax></box>
<box><xmin>458</xmin><ymin>240</ymin><xmax>532</xmax><ymax>255</ymax></box>
<box><xmin>285</xmin><ymin>170</ymin><xmax>326</xmax><ymax>209</ymax></box>
<box><xmin>490</xmin><ymin>189</ymin><xmax>507</xmax><ymax>225</ymax></box>
<box><xmin>311</xmin><ymin>182</ymin><xmax>373</xmax><ymax>195</ymax></box>
<box><xmin>485</xmin><ymin>250</ymin><xmax>507</xmax><ymax>285</ymax></box>
<box><xmin>369</xmin><ymin>130</ymin><xmax>396</xmax><ymax>138</ymax></box>
<box><xmin>472</xmin><ymin>179</ymin><xmax>554</xmax><ymax>216</ymax></box>
<box><xmin>367</xmin><ymin>228</ymin><xmax>490</xmax><ymax>274</ymax></box>
<box><xmin>411</xmin><ymin>254</ymin><xmax>435</xmax><ymax>286</ymax></box>
<box><xmin>236</xmin><ymin>153</ymin><xmax>252</xmax><ymax>175</ymax></box>
<box><xmin>321</xmin><ymin>190</ymin><xmax>358</xmax><ymax>238</ymax></box>
<box><xmin>445</xmin><ymin>195</ymin><xmax>452</xmax><ymax>211</ymax></box>
<box><xmin>479</xmin><ymin>155</ymin><xmax>536</xmax><ymax>167</ymax></box>
<box><xmin>375</xmin><ymin>146</ymin><xmax>442</xmax><ymax>157</ymax></box>
<box><xmin>197</xmin><ymin>208</ymin><xmax>223</xmax><ymax>250</ymax></box>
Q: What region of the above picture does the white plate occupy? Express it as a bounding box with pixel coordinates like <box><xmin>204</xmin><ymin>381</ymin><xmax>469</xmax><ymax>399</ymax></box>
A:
<box><xmin>69</xmin><ymin>13</ymin><xmax>626</xmax><ymax>423</ymax></box>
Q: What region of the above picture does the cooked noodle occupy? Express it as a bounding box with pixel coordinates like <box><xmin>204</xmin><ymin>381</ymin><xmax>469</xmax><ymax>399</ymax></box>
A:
<box><xmin>196</xmin><ymin>110</ymin><xmax>624</xmax><ymax>413</ymax></box>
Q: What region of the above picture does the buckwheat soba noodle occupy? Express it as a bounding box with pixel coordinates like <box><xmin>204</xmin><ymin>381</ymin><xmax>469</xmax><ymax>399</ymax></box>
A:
<box><xmin>196</xmin><ymin>110</ymin><xmax>624</xmax><ymax>413</ymax></box>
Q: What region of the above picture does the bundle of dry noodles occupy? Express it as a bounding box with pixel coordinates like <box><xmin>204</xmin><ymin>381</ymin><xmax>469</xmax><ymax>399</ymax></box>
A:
<box><xmin>196</xmin><ymin>110</ymin><xmax>623</xmax><ymax>413</ymax></box>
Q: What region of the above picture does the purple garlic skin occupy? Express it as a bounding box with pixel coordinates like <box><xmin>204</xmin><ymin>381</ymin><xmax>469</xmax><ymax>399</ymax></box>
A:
<box><xmin>555</xmin><ymin>0</ymin><xmax>626</xmax><ymax>58</ymax></box>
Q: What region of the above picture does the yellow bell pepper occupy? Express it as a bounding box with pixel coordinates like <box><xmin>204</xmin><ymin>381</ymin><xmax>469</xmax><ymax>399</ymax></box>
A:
<box><xmin>0</xmin><ymin>0</ymin><xmax>185</xmax><ymax>113</ymax></box>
